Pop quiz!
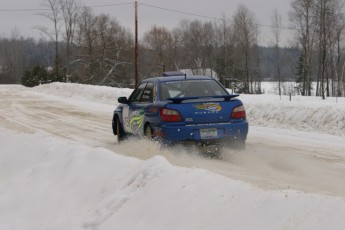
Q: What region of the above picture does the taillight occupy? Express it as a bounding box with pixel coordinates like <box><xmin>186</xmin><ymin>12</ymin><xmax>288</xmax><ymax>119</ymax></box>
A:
<box><xmin>160</xmin><ymin>108</ymin><xmax>182</xmax><ymax>122</ymax></box>
<box><xmin>231</xmin><ymin>105</ymin><xmax>246</xmax><ymax>119</ymax></box>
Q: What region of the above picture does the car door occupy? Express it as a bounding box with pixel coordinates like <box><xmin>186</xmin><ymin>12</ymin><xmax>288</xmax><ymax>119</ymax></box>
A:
<box><xmin>122</xmin><ymin>82</ymin><xmax>154</xmax><ymax>135</ymax></box>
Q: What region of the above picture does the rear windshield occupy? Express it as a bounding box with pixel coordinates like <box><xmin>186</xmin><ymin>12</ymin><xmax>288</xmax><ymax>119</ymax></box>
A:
<box><xmin>159</xmin><ymin>79</ymin><xmax>228</xmax><ymax>100</ymax></box>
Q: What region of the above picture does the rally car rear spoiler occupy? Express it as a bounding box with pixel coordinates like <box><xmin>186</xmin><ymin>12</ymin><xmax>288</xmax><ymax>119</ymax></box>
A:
<box><xmin>167</xmin><ymin>95</ymin><xmax>239</xmax><ymax>104</ymax></box>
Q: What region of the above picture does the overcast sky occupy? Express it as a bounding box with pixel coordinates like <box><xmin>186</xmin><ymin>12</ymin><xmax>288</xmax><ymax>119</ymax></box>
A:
<box><xmin>0</xmin><ymin>0</ymin><xmax>294</xmax><ymax>46</ymax></box>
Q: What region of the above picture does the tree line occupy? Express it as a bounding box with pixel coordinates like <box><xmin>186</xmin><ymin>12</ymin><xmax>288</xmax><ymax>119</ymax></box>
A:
<box><xmin>291</xmin><ymin>0</ymin><xmax>345</xmax><ymax>98</ymax></box>
<box><xmin>0</xmin><ymin>0</ymin><xmax>345</xmax><ymax>97</ymax></box>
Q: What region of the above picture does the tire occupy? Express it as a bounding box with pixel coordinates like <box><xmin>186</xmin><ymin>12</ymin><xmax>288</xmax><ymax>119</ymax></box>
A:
<box><xmin>144</xmin><ymin>124</ymin><xmax>153</xmax><ymax>140</ymax></box>
<box><xmin>116</xmin><ymin>117</ymin><xmax>126</xmax><ymax>142</ymax></box>
<box><xmin>112</xmin><ymin>115</ymin><xmax>116</xmax><ymax>135</ymax></box>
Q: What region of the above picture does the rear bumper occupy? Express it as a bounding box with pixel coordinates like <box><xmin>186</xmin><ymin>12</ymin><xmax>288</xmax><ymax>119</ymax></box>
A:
<box><xmin>152</xmin><ymin>121</ymin><xmax>248</xmax><ymax>144</ymax></box>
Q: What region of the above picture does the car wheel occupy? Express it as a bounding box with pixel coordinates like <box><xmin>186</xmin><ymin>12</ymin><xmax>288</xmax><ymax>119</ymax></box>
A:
<box><xmin>112</xmin><ymin>115</ymin><xmax>116</xmax><ymax>135</ymax></box>
<box><xmin>144</xmin><ymin>124</ymin><xmax>153</xmax><ymax>140</ymax></box>
<box><xmin>116</xmin><ymin>117</ymin><xmax>126</xmax><ymax>142</ymax></box>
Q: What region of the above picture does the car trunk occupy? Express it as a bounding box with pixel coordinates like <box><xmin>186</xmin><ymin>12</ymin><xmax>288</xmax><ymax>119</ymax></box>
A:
<box><xmin>165</xmin><ymin>98</ymin><xmax>240</xmax><ymax>124</ymax></box>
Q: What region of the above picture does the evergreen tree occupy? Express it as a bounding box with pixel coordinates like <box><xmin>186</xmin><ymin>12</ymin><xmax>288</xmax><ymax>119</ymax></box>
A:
<box><xmin>21</xmin><ymin>66</ymin><xmax>48</xmax><ymax>87</ymax></box>
<box><xmin>296</xmin><ymin>53</ymin><xmax>312</xmax><ymax>95</ymax></box>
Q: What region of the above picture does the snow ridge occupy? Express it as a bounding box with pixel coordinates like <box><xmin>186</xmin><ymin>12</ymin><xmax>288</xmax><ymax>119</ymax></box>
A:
<box><xmin>34</xmin><ymin>82</ymin><xmax>345</xmax><ymax>136</ymax></box>
<box><xmin>1</xmin><ymin>129</ymin><xmax>345</xmax><ymax>230</ymax></box>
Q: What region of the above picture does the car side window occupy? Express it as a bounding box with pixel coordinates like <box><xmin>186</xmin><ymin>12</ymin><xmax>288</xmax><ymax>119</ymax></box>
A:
<box><xmin>129</xmin><ymin>83</ymin><xmax>147</xmax><ymax>103</ymax></box>
<box><xmin>140</xmin><ymin>82</ymin><xmax>154</xmax><ymax>103</ymax></box>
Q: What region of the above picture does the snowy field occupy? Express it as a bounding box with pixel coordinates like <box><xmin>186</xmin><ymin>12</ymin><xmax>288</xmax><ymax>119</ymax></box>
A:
<box><xmin>1</xmin><ymin>83</ymin><xmax>345</xmax><ymax>230</ymax></box>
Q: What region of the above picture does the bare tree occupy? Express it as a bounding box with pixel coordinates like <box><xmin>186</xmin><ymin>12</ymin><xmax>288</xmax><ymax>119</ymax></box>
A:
<box><xmin>334</xmin><ymin>11</ymin><xmax>345</xmax><ymax>97</ymax></box>
<box><xmin>252</xmin><ymin>25</ymin><xmax>262</xmax><ymax>94</ymax></box>
<box><xmin>180</xmin><ymin>20</ymin><xmax>204</xmax><ymax>71</ymax></box>
<box><xmin>38</xmin><ymin>0</ymin><xmax>62</xmax><ymax>81</ymax></box>
<box><xmin>232</xmin><ymin>4</ymin><xmax>258</xmax><ymax>93</ymax></box>
<box><xmin>271</xmin><ymin>8</ymin><xmax>283</xmax><ymax>96</ymax></box>
<box><xmin>98</xmin><ymin>17</ymin><xmax>132</xmax><ymax>85</ymax></box>
<box><xmin>143</xmin><ymin>26</ymin><xmax>173</xmax><ymax>75</ymax></box>
<box><xmin>213</xmin><ymin>16</ymin><xmax>234</xmax><ymax>86</ymax></box>
<box><xmin>60</xmin><ymin>0</ymin><xmax>81</xmax><ymax>82</ymax></box>
<box><xmin>171</xmin><ymin>27</ymin><xmax>183</xmax><ymax>70</ymax></box>
<box><xmin>78</xmin><ymin>7</ymin><xmax>96</xmax><ymax>57</ymax></box>
<box><xmin>315</xmin><ymin>0</ymin><xmax>328</xmax><ymax>99</ymax></box>
<box><xmin>201</xmin><ymin>22</ymin><xmax>216</xmax><ymax>78</ymax></box>
<box><xmin>0</xmin><ymin>30</ymin><xmax>24</xmax><ymax>83</ymax></box>
<box><xmin>290</xmin><ymin>0</ymin><xmax>315</xmax><ymax>96</ymax></box>
<box><xmin>325</xmin><ymin>0</ymin><xmax>345</xmax><ymax>97</ymax></box>
<box><xmin>314</xmin><ymin>0</ymin><xmax>344</xmax><ymax>98</ymax></box>
<box><xmin>74</xmin><ymin>12</ymin><xmax>133</xmax><ymax>86</ymax></box>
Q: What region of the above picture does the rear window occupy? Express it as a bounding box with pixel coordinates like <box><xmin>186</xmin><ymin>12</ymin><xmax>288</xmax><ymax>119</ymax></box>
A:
<box><xmin>159</xmin><ymin>79</ymin><xmax>228</xmax><ymax>100</ymax></box>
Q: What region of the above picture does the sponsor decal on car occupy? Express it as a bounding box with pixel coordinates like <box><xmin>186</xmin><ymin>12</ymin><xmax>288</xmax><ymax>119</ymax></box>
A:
<box><xmin>194</xmin><ymin>103</ymin><xmax>222</xmax><ymax>114</ymax></box>
<box><xmin>129</xmin><ymin>110</ymin><xmax>145</xmax><ymax>132</ymax></box>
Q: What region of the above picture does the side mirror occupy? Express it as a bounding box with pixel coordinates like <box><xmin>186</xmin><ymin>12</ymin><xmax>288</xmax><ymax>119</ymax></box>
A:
<box><xmin>118</xmin><ymin>96</ymin><xmax>129</xmax><ymax>104</ymax></box>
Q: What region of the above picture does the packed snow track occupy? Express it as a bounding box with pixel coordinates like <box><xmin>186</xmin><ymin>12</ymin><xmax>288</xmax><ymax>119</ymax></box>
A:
<box><xmin>1</xmin><ymin>85</ymin><xmax>345</xmax><ymax>198</ymax></box>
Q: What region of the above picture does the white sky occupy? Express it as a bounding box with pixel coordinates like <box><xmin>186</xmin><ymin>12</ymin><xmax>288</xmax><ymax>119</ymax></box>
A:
<box><xmin>0</xmin><ymin>0</ymin><xmax>293</xmax><ymax>46</ymax></box>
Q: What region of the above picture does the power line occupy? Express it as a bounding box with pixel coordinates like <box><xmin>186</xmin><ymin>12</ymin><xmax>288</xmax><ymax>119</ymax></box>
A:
<box><xmin>0</xmin><ymin>8</ymin><xmax>48</xmax><ymax>12</ymax></box>
<box><xmin>139</xmin><ymin>3</ymin><xmax>222</xmax><ymax>21</ymax></box>
<box><xmin>0</xmin><ymin>1</ymin><xmax>295</xmax><ymax>30</ymax></box>
<box><xmin>0</xmin><ymin>2</ymin><xmax>133</xmax><ymax>12</ymax></box>
<box><xmin>256</xmin><ymin>23</ymin><xmax>295</xmax><ymax>30</ymax></box>
<box><xmin>86</xmin><ymin>2</ymin><xmax>133</xmax><ymax>9</ymax></box>
<box><xmin>140</xmin><ymin>2</ymin><xmax>295</xmax><ymax>30</ymax></box>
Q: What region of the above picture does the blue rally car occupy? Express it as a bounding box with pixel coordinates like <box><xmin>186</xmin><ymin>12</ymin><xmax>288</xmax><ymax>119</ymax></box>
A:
<box><xmin>112</xmin><ymin>72</ymin><xmax>248</xmax><ymax>149</ymax></box>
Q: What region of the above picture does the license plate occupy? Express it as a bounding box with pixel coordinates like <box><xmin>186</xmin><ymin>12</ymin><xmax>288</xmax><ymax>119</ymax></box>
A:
<box><xmin>200</xmin><ymin>128</ymin><xmax>218</xmax><ymax>139</ymax></box>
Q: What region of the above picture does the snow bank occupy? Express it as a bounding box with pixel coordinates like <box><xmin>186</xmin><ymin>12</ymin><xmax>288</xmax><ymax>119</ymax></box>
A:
<box><xmin>240</xmin><ymin>94</ymin><xmax>345</xmax><ymax>136</ymax></box>
<box><xmin>1</xmin><ymin>127</ymin><xmax>345</xmax><ymax>230</ymax></box>
<box><xmin>33</xmin><ymin>82</ymin><xmax>345</xmax><ymax>136</ymax></box>
<box><xmin>34</xmin><ymin>82</ymin><xmax>133</xmax><ymax>105</ymax></box>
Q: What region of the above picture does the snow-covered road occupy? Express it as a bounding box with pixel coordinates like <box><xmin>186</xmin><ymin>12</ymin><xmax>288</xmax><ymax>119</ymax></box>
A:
<box><xmin>1</xmin><ymin>84</ymin><xmax>345</xmax><ymax>198</ymax></box>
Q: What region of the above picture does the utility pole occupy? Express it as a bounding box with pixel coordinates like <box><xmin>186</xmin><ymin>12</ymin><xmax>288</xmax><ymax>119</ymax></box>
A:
<box><xmin>134</xmin><ymin>1</ymin><xmax>139</xmax><ymax>87</ymax></box>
